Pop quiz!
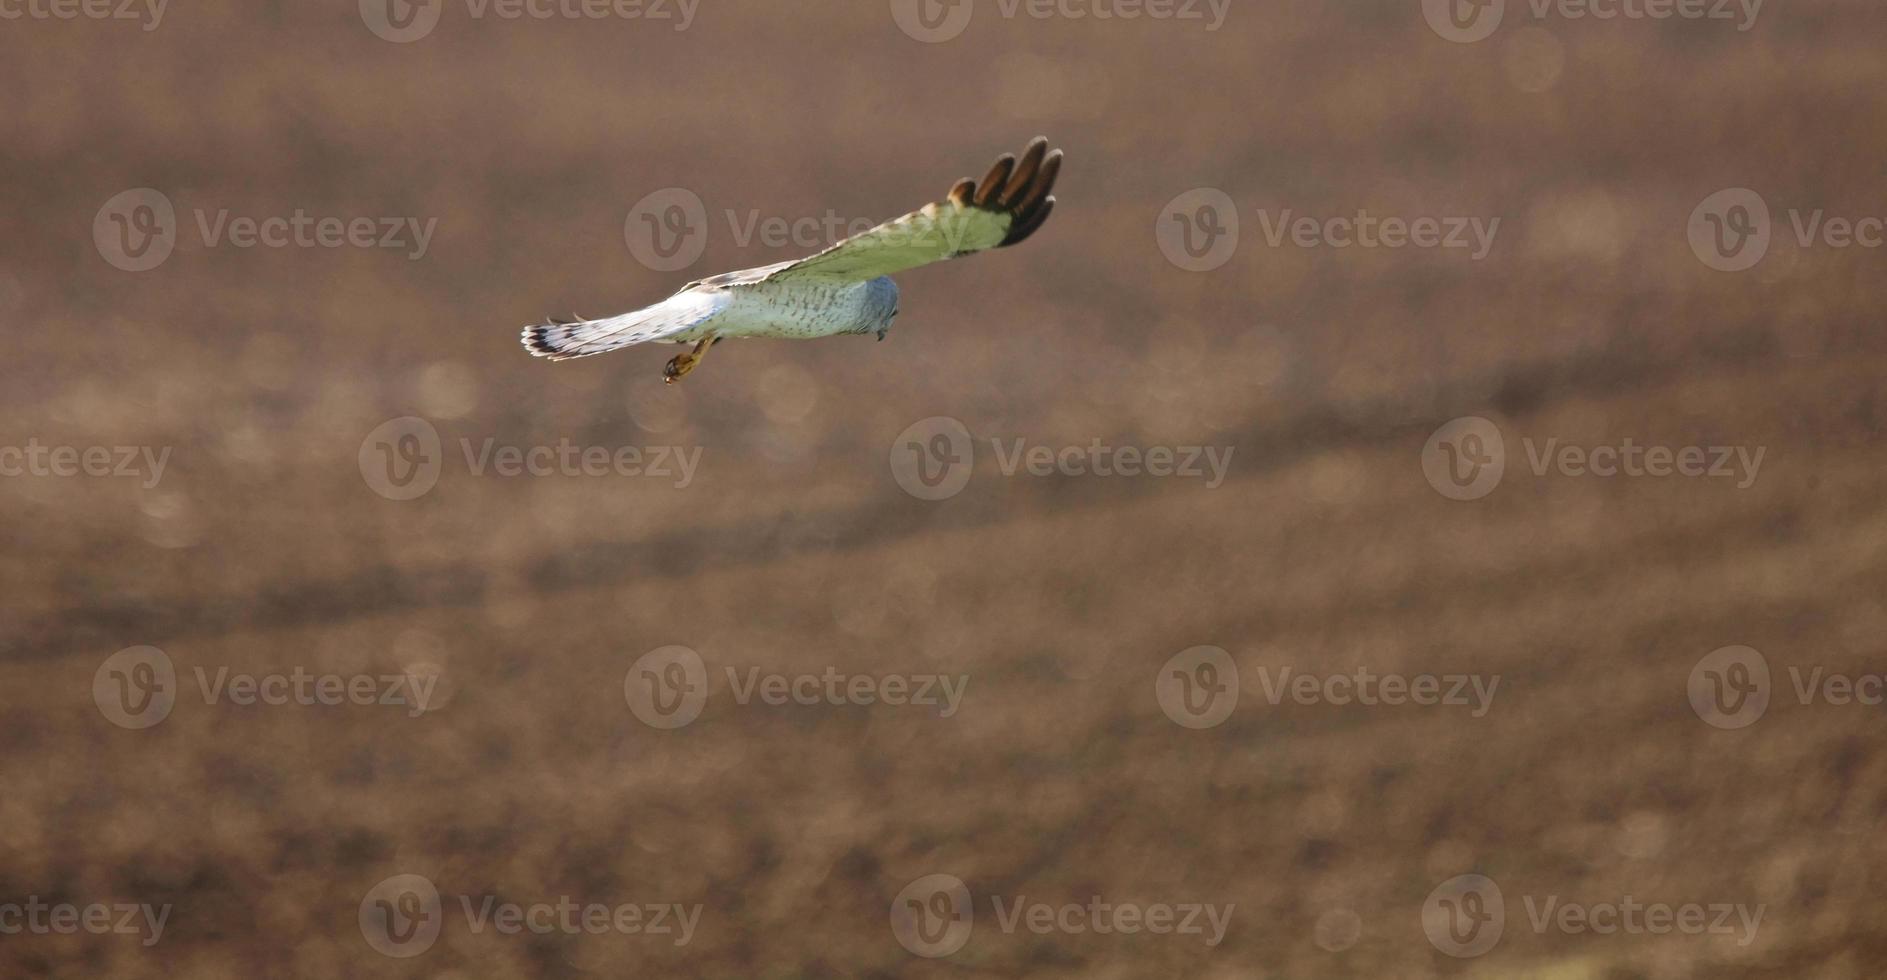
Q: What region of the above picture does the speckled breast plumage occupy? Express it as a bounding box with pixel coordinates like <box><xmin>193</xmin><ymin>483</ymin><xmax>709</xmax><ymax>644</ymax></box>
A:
<box><xmin>701</xmin><ymin>275</ymin><xmax>900</xmax><ymax>341</ymax></box>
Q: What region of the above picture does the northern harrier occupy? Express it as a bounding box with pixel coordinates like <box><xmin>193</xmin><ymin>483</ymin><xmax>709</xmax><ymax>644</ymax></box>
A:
<box><xmin>521</xmin><ymin>138</ymin><xmax>1062</xmax><ymax>383</ymax></box>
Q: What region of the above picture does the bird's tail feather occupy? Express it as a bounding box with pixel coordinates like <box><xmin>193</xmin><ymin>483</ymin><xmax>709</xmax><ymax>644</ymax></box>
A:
<box><xmin>520</xmin><ymin>291</ymin><xmax>726</xmax><ymax>361</ymax></box>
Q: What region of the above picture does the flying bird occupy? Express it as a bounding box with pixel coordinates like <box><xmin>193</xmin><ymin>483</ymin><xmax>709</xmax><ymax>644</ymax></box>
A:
<box><xmin>521</xmin><ymin>137</ymin><xmax>1062</xmax><ymax>383</ymax></box>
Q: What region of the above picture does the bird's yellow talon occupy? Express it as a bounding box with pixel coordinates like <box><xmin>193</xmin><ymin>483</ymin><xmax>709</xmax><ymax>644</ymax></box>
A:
<box><xmin>663</xmin><ymin>335</ymin><xmax>717</xmax><ymax>384</ymax></box>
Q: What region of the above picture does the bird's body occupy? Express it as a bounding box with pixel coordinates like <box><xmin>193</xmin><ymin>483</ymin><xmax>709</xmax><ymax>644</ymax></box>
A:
<box><xmin>679</xmin><ymin>265</ymin><xmax>898</xmax><ymax>342</ymax></box>
<box><xmin>521</xmin><ymin>138</ymin><xmax>1062</xmax><ymax>382</ymax></box>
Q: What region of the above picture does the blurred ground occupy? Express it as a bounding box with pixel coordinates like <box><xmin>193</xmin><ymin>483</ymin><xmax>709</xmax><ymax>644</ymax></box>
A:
<box><xmin>4</xmin><ymin>0</ymin><xmax>1887</xmax><ymax>976</ymax></box>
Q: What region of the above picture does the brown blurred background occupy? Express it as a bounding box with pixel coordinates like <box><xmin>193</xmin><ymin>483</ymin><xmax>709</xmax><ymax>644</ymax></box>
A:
<box><xmin>4</xmin><ymin>0</ymin><xmax>1887</xmax><ymax>975</ymax></box>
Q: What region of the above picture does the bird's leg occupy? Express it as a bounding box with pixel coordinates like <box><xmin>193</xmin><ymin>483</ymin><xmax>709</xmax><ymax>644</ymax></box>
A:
<box><xmin>663</xmin><ymin>334</ymin><xmax>719</xmax><ymax>385</ymax></box>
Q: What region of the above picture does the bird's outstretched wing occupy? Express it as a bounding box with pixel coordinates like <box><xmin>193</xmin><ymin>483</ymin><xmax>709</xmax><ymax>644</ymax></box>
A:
<box><xmin>521</xmin><ymin>289</ymin><xmax>727</xmax><ymax>360</ymax></box>
<box><xmin>765</xmin><ymin>137</ymin><xmax>1061</xmax><ymax>284</ymax></box>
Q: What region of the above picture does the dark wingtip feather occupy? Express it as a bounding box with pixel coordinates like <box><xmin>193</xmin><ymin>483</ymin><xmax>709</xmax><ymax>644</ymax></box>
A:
<box><xmin>975</xmin><ymin>154</ymin><xmax>1016</xmax><ymax>207</ymax></box>
<box><xmin>1018</xmin><ymin>150</ymin><xmax>1061</xmax><ymax>212</ymax></box>
<box><xmin>1000</xmin><ymin>138</ymin><xmax>1051</xmax><ymax>208</ymax></box>
<box><xmin>940</xmin><ymin>140</ymin><xmax>1063</xmax><ymax>250</ymax></box>
<box><xmin>997</xmin><ymin>147</ymin><xmax>1060</xmax><ymax>247</ymax></box>
<box><xmin>1001</xmin><ymin>195</ymin><xmax>1055</xmax><ymax>247</ymax></box>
